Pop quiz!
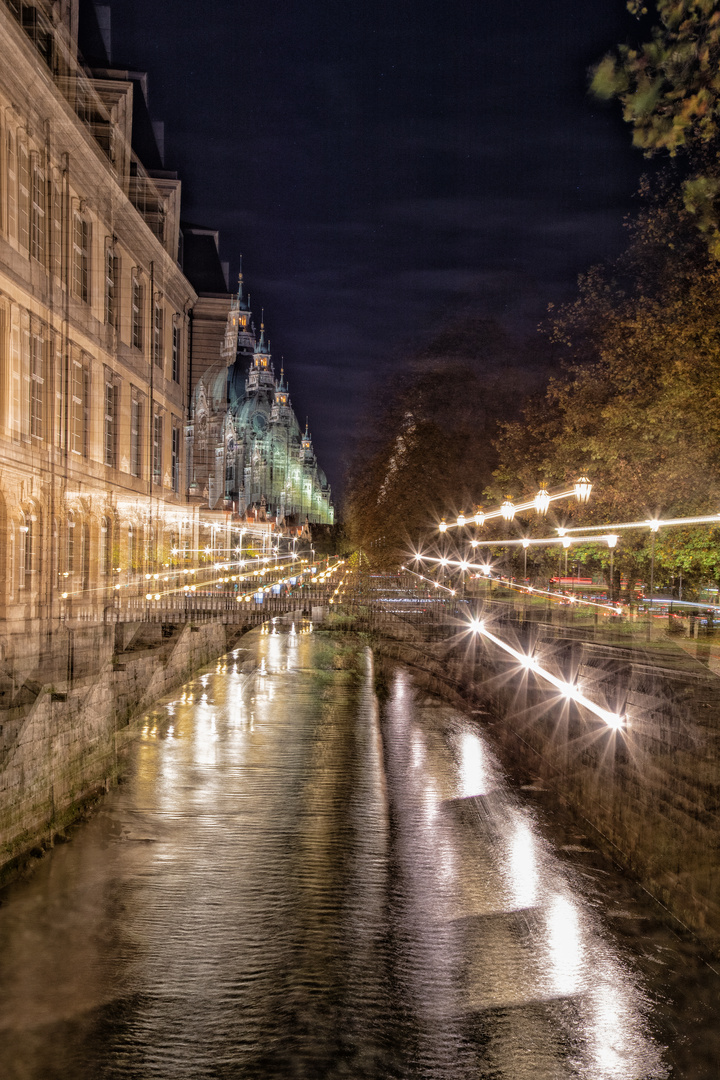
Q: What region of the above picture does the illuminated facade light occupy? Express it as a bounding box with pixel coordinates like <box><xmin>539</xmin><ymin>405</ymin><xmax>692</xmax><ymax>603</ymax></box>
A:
<box><xmin>501</xmin><ymin>498</ymin><xmax>515</xmax><ymax>522</ymax></box>
<box><xmin>574</xmin><ymin>474</ymin><xmax>592</xmax><ymax>503</ymax></box>
<box><xmin>534</xmin><ymin>484</ymin><xmax>551</xmax><ymax>515</ymax></box>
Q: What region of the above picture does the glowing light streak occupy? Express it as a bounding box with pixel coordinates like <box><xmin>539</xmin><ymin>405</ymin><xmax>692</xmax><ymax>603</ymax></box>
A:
<box><xmin>468</xmin><ymin>619</ymin><xmax>624</xmax><ymax>728</ymax></box>
<box><xmin>442</xmin><ymin>486</ymin><xmax>581</xmax><ymax>531</ymax></box>
<box><xmin>414</xmin><ymin>555</ymin><xmax>618</xmax><ymax>613</ymax></box>
<box><xmin>563</xmin><ymin>512</ymin><xmax>720</xmax><ymax>534</ymax></box>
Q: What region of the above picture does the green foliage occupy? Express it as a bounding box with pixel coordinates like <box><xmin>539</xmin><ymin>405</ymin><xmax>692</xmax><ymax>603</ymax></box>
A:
<box><xmin>591</xmin><ymin>1</ymin><xmax>720</xmax><ymax>253</ymax></box>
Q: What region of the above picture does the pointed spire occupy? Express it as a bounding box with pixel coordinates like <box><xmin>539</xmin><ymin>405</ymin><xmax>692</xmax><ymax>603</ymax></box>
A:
<box><xmin>255</xmin><ymin>310</ymin><xmax>268</xmax><ymax>354</ymax></box>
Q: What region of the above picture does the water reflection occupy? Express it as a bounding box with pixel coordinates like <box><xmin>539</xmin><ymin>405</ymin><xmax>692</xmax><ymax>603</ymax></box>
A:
<box><xmin>0</xmin><ymin>631</ymin><xmax>689</xmax><ymax>1079</ymax></box>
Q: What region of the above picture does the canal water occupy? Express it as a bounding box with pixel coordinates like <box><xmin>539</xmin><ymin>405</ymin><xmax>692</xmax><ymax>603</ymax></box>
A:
<box><xmin>0</xmin><ymin>625</ymin><xmax>718</xmax><ymax>1079</ymax></box>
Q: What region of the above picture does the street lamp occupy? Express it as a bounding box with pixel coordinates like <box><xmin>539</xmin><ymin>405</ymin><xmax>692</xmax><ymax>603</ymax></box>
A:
<box><xmin>607</xmin><ymin>534</ymin><xmax>618</xmax><ymax>602</ymax></box>
<box><xmin>562</xmin><ymin>536</ymin><xmax>571</xmax><ymax>577</ymax></box>
<box><xmin>534</xmin><ymin>484</ymin><xmax>551</xmax><ymax>515</ymax></box>
<box><xmin>474</xmin><ymin>505</ymin><xmax>485</xmax><ymax>526</ymax></box>
<box><xmin>574</xmin><ymin>475</ymin><xmax>592</xmax><ymax>504</ymax></box>
<box><xmin>456</xmin><ymin>512</ymin><xmax>466</xmax><ymax>527</ymax></box>
<box><xmin>501</xmin><ymin>498</ymin><xmax>515</xmax><ymax>522</ymax></box>
<box><xmin>648</xmin><ymin>520</ymin><xmax>659</xmax><ymax>602</ymax></box>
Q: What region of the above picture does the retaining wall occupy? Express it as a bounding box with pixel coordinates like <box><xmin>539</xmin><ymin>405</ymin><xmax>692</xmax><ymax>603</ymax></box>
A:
<box><xmin>372</xmin><ymin>614</ymin><xmax>720</xmax><ymax>952</ymax></box>
<box><xmin>0</xmin><ymin>619</ymin><xmax>237</xmax><ymax>882</ymax></box>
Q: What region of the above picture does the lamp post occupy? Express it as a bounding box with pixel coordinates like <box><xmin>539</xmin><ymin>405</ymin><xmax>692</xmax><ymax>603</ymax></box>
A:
<box><xmin>522</xmin><ymin>538</ymin><xmax>530</xmax><ymax>582</ymax></box>
<box><xmin>607</xmin><ymin>534</ymin><xmax>618</xmax><ymax>602</ymax></box>
<box><xmin>649</xmin><ymin>520</ymin><xmax>659</xmax><ymax>603</ymax></box>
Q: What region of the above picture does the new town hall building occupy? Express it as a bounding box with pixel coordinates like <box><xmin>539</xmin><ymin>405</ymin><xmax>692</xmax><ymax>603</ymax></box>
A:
<box><xmin>188</xmin><ymin>272</ymin><xmax>333</xmax><ymax>526</ymax></box>
<box><xmin>0</xmin><ymin>0</ymin><xmax>332</xmax><ymax>673</ymax></box>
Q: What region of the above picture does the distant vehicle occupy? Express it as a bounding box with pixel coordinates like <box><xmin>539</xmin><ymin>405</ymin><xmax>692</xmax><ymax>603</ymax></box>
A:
<box><xmin>548</xmin><ymin>575</ymin><xmax>602</xmax><ymax>591</ymax></box>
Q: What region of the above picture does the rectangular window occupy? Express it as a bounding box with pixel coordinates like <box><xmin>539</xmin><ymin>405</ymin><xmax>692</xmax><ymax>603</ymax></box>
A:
<box><xmin>171</xmin><ymin>424</ymin><xmax>180</xmax><ymax>493</ymax></box>
<box><xmin>105</xmin><ymin>248</ymin><xmax>117</xmax><ymax>326</ymax></box>
<box><xmin>153</xmin><ymin>300</ymin><xmax>164</xmax><ymax>368</ymax></box>
<box><xmin>18</xmin><ymin>142</ymin><xmax>29</xmax><ymax>251</ymax></box>
<box><xmin>132</xmin><ymin>278</ymin><xmax>144</xmax><ymax>350</ymax></box>
<box><xmin>71</xmin><ymin>358</ymin><xmax>89</xmax><ymax>456</ymax></box>
<box><xmin>54</xmin><ymin>342</ymin><xmax>63</xmax><ymax>447</ymax></box>
<box><xmin>30</xmin><ymin>160</ymin><xmax>45</xmax><ymax>264</ymax></box>
<box><xmin>72</xmin><ymin>214</ymin><xmax>89</xmax><ymax>301</ymax></box>
<box><xmin>104</xmin><ymin>379</ymin><xmax>116</xmax><ymax>466</ymax></box>
<box><xmin>172</xmin><ymin>321</ymin><xmax>180</xmax><ymax>383</ymax></box>
<box><xmin>50</xmin><ymin>180</ymin><xmax>62</xmax><ymax>279</ymax></box>
<box><xmin>29</xmin><ymin>331</ymin><xmax>43</xmax><ymax>440</ymax></box>
<box><xmin>6</xmin><ymin>131</ymin><xmax>17</xmax><ymax>240</ymax></box>
<box><xmin>153</xmin><ymin>410</ymin><xmax>162</xmax><ymax>484</ymax></box>
<box><xmin>130</xmin><ymin>394</ymin><xmax>142</xmax><ymax>477</ymax></box>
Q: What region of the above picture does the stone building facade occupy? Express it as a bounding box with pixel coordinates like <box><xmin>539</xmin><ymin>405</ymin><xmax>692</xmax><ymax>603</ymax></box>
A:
<box><xmin>0</xmin><ymin>0</ymin><xmax>197</xmax><ymax>671</ymax></box>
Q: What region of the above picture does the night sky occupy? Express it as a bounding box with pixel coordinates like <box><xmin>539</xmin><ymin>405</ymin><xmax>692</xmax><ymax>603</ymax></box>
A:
<box><xmin>110</xmin><ymin>0</ymin><xmax>643</xmax><ymax>495</ymax></box>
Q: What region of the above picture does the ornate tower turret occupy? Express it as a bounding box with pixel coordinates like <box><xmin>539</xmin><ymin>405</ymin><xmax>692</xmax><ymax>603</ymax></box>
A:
<box><xmin>301</xmin><ymin>420</ymin><xmax>314</xmax><ymax>463</ymax></box>
<box><xmin>247</xmin><ymin>316</ymin><xmax>276</xmax><ymax>393</ymax></box>
<box><xmin>270</xmin><ymin>366</ymin><xmax>293</xmax><ymax>425</ymax></box>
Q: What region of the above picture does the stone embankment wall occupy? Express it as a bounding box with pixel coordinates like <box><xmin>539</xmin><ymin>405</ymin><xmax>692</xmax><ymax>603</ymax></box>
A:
<box><xmin>0</xmin><ymin>620</ymin><xmax>238</xmax><ymax>882</ymax></box>
<box><xmin>372</xmin><ymin>614</ymin><xmax>720</xmax><ymax>952</ymax></box>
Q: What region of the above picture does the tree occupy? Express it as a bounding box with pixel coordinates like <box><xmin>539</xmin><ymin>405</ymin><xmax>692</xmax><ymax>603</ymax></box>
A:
<box><xmin>491</xmin><ymin>188</ymin><xmax>720</xmax><ymax>596</ymax></box>
<box><xmin>591</xmin><ymin>1</ymin><xmax>720</xmax><ymax>254</ymax></box>
<box><xmin>344</xmin><ymin>319</ymin><xmax>537</xmax><ymax>568</ymax></box>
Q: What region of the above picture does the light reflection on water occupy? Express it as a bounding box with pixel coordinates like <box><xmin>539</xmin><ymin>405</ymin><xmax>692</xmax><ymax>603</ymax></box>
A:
<box><xmin>0</xmin><ymin>630</ymin><xmax>683</xmax><ymax>1079</ymax></box>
